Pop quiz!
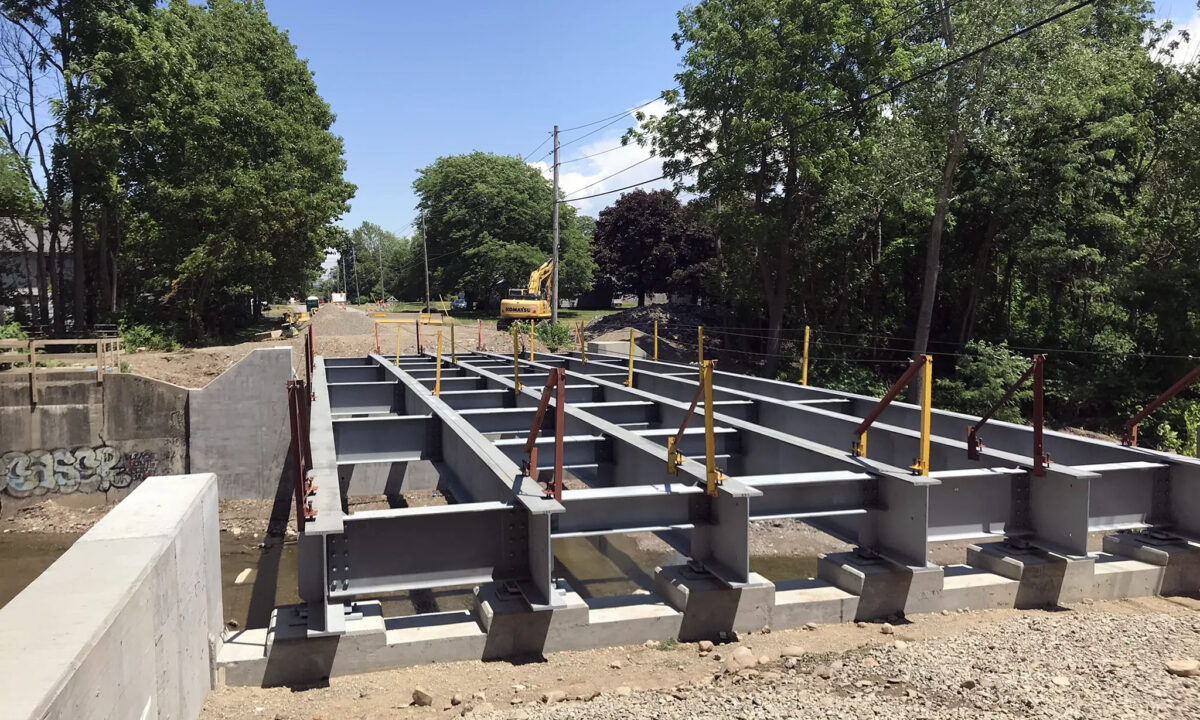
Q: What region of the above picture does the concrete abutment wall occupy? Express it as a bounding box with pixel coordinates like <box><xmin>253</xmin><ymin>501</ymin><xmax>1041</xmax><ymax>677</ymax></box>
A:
<box><xmin>0</xmin><ymin>474</ymin><xmax>223</xmax><ymax>720</ymax></box>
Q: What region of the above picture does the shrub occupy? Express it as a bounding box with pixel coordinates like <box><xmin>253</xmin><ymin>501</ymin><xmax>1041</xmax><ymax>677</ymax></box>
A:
<box><xmin>534</xmin><ymin>322</ymin><xmax>572</xmax><ymax>351</ymax></box>
<box><xmin>0</xmin><ymin>321</ymin><xmax>26</xmax><ymax>340</ymax></box>
<box><xmin>120</xmin><ymin>324</ymin><xmax>180</xmax><ymax>352</ymax></box>
<box><xmin>934</xmin><ymin>340</ymin><xmax>1032</xmax><ymax>422</ymax></box>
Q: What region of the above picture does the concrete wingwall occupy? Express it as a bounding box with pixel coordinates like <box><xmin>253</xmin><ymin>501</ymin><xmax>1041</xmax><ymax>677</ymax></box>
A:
<box><xmin>0</xmin><ymin>371</ymin><xmax>190</xmax><ymax>515</ymax></box>
<box><xmin>1</xmin><ymin>346</ymin><xmax>293</xmax><ymax>510</ymax></box>
<box><xmin>0</xmin><ymin>474</ymin><xmax>223</xmax><ymax>720</ymax></box>
<box><xmin>187</xmin><ymin>346</ymin><xmax>293</xmax><ymax>499</ymax></box>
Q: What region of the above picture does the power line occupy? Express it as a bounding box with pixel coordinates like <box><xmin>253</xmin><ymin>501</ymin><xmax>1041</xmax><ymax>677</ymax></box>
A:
<box><xmin>557</xmin><ymin>91</ymin><xmax>677</xmax><ymax>135</ymax></box>
<box><xmin>560</xmin><ymin>0</ymin><xmax>1096</xmax><ymax>204</ymax></box>
<box><xmin>562</xmin><ymin>154</ymin><xmax>656</xmax><ymax>198</ymax></box>
<box><xmin>521</xmin><ymin>133</ymin><xmax>552</xmax><ymax>162</ymax></box>
<box><xmin>558</xmin><ymin>141</ymin><xmax>628</xmax><ymax>166</ymax></box>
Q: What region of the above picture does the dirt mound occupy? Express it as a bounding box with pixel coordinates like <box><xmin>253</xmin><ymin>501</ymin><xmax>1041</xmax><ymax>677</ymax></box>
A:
<box><xmin>585</xmin><ymin>305</ymin><xmax>707</xmax><ymax>343</ymax></box>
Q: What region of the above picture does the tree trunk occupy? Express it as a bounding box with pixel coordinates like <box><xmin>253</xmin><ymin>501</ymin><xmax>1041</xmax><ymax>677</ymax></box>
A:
<box><xmin>97</xmin><ymin>204</ymin><xmax>112</xmax><ymax>320</ymax></box>
<box><xmin>957</xmin><ymin>213</ymin><xmax>1000</xmax><ymax>346</ymax></box>
<box><xmin>910</xmin><ymin>128</ymin><xmax>965</xmax><ymax>372</ymax></box>
<box><xmin>34</xmin><ymin>225</ymin><xmax>49</xmax><ymax>328</ymax></box>
<box><xmin>638</xmin><ymin>291</ymin><xmax>645</xmax><ymax>308</ymax></box>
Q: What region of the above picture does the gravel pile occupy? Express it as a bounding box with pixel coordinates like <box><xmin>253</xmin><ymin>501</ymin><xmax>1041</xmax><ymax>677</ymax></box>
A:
<box><xmin>482</xmin><ymin>610</ymin><xmax>1200</xmax><ymax>720</ymax></box>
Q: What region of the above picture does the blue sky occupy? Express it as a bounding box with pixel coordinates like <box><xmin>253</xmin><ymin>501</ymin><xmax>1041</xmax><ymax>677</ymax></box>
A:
<box><xmin>263</xmin><ymin>0</ymin><xmax>1200</xmax><ymax>246</ymax></box>
<box><xmin>263</xmin><ymin>0</ymin><xmax>686</xmax><ymax>238</ymax></box>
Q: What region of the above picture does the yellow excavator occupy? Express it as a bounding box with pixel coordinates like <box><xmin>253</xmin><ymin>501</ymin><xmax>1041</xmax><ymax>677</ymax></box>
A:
<box><xmin>498</xmin><ymin>258</ymin><xmax>554</xmax><ymax>330</ymax></box>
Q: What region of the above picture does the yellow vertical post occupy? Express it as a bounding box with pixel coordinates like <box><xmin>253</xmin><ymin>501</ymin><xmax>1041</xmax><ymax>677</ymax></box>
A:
<box><xmin>374</xmin><ymin>322</ymin><xmax>379</xmax><ymax>354</ymax></box>
<box><xmin>697</xmin><ymin>326</ymin><xmax>704</xmax><ymax>363</ymax></box>
<box><xmin>701</xmin><ymin>361</ymin><xmax>722</xmax><ymax>496</ymax></box>
<box><xmin>653</xmin><ymin>320</ymin><xmax>658</xmax><ymax>361</ymax></box>
<box><xmin>913</xmin><ymin>355</ymin><xmax>932</xmax><ymax>476</ymax></box>
<box><xmin>577</xmin><ymin>322</ymin><xmax>587</xmax><ymax>364</ymax></box>
<box><xmin>512</xmin><ymin>325</ymin><xmax>522</xmax><ymax>393</ymax></box>
<box><xmin>434</xmin><ymin>332</ymin><xmax>442</xmax><ymax>396</ymax></box>
<box><xmin>625</xmin><ymin>329</ymin><xmax>635</xmax><ymax>387</ymax></box>
<box><xmin>530</xmin><ymin>319</ymin><xmax>536</xmax><ymax>363</ymax></box>
<box><xmin>394</xmin><ymin>325</ymin><xmax>401</xmax><ymax>363</ymax></box>
<box><xmin>801</xmin><ymin>325</ymin><xmax>810</xmax><ymax>385</ymax></box>
<box><xmin>450</xmin><ymin>323</ymin><xmax>456</xmax><ymax>363</ymax></box>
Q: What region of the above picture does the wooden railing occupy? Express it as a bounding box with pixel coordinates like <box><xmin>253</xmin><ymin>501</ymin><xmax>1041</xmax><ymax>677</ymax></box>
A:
<box><xmin>0</xmin><ymin>337</ymin><xmax>122</xmax><ymax>404</ymax></box>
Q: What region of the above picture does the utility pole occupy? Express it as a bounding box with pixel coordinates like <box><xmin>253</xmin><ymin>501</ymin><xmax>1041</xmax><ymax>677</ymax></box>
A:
<box><xmin>421</xmin><ymin>210</ymin><xmax>431</xmax><ymax>312</ymax></box>
<box><xmin>551</xmin><ymin>125</ymin><xmax>560</xmax><ymax>324</ymax></box>
<box><xmin>378</xmin><ymin>238</ymin><xmax>385</xmax><ymax>301</ymax></box>
<box><xmin>352</xmin><ymin>246</ymin><xmax>360</xmax><ymax>300</ymax></box>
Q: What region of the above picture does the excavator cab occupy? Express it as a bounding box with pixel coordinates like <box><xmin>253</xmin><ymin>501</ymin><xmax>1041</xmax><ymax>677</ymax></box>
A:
<box><xmin>498</xmin><ymin>259</ymin><xmax>554</xmax><ymax>330</ymax></box>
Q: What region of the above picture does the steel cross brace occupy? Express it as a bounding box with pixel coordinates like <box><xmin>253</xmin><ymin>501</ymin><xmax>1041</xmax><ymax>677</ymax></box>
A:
<box><xmin>1124</xmin><ymin>363</ymin><xmax>1200</xmax><ymax>447</ymax></box>
<box><xmin>522</xmin><ymin>368</ymin><xmax>567</xmax><ymax>501</ymax></box>
<box><xmin>967</xmin><ymin>354</ymin><xmax>1049</xmax><ymax>476</ymax></box>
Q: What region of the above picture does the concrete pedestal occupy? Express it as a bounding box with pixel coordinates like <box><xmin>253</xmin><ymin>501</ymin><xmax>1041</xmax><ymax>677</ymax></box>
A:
<box><xmin>1103</xmin><ymin>532</ymin><xmax>1200</xmax><ymax>596</ymax></box>
<box><xmin>474</xmin><ymin>580</ymin><xmax>588</xmax><ymax>660</ymax></box>
<box><xmin>654</xmin><ymin>564</ymin><xmax>774</xmax><ymax>641</ymax></box>
<box><xmin>966</xmin><ymin>541</ymin><xmax>1094</xmax><ymax>607</ymax></box>
<box><xmin>817</xmin><ymin>551</ymin><xmax>943</xmax><ymax>620</ymax></box>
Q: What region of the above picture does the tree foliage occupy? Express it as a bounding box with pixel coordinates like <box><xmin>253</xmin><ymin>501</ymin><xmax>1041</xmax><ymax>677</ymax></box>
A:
<box><xmin>0</xmin><ymin>0</ymin><xmax>354</xmax><ymax>334</ymax></box>
<box><xmin>413</xmin><ymin>152</ymin><xmax>594</xmax><ymax>307</ymax></box>
<box><xmin>635</xmin><ymin>0</ymin><xmax>1200</xmax><ymax>448</ymax></box>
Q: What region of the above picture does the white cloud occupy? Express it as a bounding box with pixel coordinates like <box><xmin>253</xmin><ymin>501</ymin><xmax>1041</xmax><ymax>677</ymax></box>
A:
<box><xmin>1156</xmin><ymin>11</ymin><xmax>1200</xmax><ymax>66</ymax></box>
<box><xmin>530</xmin><ymin>98</ymin><xmax>692</xmax><ymax>218</ymax></box>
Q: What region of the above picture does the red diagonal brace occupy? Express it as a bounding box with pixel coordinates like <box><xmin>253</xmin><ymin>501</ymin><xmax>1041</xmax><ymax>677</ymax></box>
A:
<box><xmin>521</xmin><ymin>368</ymin><xmax>567</xmax><ymax>501</ymax></box>
<box><xmin>966</xmin><ymin>354</ymin><xmax>1048</xmax><ymax>476</ymax></box>
<box><xmin>852</xmin><ymin>355</ymin><xmax>929</xmax><ymax>456</ymax></box>
<box><xmin>1124</xmin><ymin>362</ymin><xmax>1200</xmax><ymax>446</ymax></box>
<box><xmin>287</xmin><ymin>379</ymin><xmax>316</xmax><ymax>530</ymax></box>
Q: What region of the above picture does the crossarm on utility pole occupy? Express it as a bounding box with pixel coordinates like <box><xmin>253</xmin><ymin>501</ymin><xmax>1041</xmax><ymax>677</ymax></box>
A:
<box><xmin>1124</xmin><ymin>363</ymin><xmax>1200</xmax><ymax>446</ymax></box>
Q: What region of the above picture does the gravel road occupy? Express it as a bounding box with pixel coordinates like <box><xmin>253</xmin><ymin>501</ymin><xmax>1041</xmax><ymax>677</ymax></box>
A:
<box><xmin>489</xmin><ymin>607</ymin><xmax>1200</xmax><ymax>720</ymax></box>
<box><xmin>202</xmin><ymin>598</ymin><xmax>1200</xmax><ymax>719</ymax></box>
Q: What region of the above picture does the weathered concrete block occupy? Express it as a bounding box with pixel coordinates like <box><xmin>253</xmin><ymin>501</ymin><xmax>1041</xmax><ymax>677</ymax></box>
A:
<box><xmin>966</xmin><ymin>541</ymin><xmax>1095</xmax><ymax>607</ymax></box>
<box><xmin>654</xmin><ymin>564</ymin><xmax>775</xmax><ymax>641</ymax></box>
<box><xmin>772</xmin><ymin>579</ymin><xmax>860</xmax><ymax>627</ymax></box>
<box><xmin>1103</xmin><ymin>532</ymin><xmax>1200</xmax><ymax>596</ymax></box>
<box><xmin>817</xmin><ymin>551</ymin><xmax>944</xmax><ymax>619</ymax></box>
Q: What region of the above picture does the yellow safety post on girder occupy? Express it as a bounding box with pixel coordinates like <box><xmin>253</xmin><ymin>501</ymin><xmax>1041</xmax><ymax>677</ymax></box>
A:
<box><xmin>801</xmin><ymin>325</ymin><xmax>810</xmax><ymax>385</ymax></box>
<box><xmin>654</xmin><ymin>320</ymin><xmax>659</xmax><ymax>361</ymax></box>
<box><xmin>374</xmin><ymin>322</ymin><xmax>380</xmax><ymax>354</ymax></box>
<box><xmin>450</xmin><ymin>323</ymin><xmax>456</xmax><ymax>363</ymax></box>
<box><xmin>434</xmin><ymin>331</ymin><xmax>442</xmax><ymax>396</ymax></box>
<box><xmin>851</xmin><ymin>354</ymin><xmax>932</xmax><ymax>474</ymax></box>
<box><xmin>912</xmin><ymin>356</ymin><xmax>932</xmax><ymax>476</ymax></box>
<box><xmin>530</xmin><ymin>319</ymin><xmax>536</xmax><ymax>363</ymax></box>
<box><xmin>701</xmin><ymin>361</ymin><xmax>724</xmax><ymax>496</ymax></box>
<box><xmin>625</xmin><ymin>328</ymin><xmax>635</xmax><ymax>387</ymax></box>
<box><xmin>577</xmin><ymin>322</ymin><xmax>587</xmax><ymax>364</ymax></box>
<box><xmin>698</xmin><ymin>326</ymin><xmax>704</xmax><ymax>363</ymax></box>
<box><xmin>512</xmin><ymin>325</ymin><xmax>522</xmax><ymax>394</ymax></box>
<box><xmin>394</xmin><ymin>325</ymin><xmax>401</xmax><ymax>364</ymax></box>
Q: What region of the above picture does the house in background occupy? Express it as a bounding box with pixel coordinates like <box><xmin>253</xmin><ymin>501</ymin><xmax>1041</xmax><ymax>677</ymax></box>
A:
<box><xmin>0</xmin><ymin>220</ymin><xmax>72</xmax><ymax>327</ymax></box>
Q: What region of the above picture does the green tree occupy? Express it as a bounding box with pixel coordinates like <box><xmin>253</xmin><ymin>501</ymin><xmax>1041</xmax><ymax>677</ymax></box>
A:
<box><xmin>413</xmin><ymin>152</ymin><xmax>594</xmax><ymax>308</ymax></box>
<box><xmin>117</xmin><ymin>0</ymin><xmax>354</xmax><ymax>333</ymax></box>
<box><xmin>638</xmin><ymin>0</ymin><xmax>913</xmax><ymax>373</ymax></box>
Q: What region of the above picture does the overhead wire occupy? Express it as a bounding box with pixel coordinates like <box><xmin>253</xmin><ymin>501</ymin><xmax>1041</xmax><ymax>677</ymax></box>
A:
<box><xmin>561</xmin><ymin>0</ymin><xmax>1097</xmax><ymax>203</ymax></box>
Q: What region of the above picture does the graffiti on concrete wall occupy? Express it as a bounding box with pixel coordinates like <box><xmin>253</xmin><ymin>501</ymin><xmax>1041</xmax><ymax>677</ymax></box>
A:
<box><xmin>0</xmin><ymin>447</ymin><xmax>160</xmax><ymax>497</ymax></box>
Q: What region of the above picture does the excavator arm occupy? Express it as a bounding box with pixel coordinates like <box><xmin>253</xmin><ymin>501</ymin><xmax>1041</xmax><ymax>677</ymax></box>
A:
<box><xmin>527</xmin><ymin>260</ymin><xmax>554</xmax><ymax>297</ymax></box>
